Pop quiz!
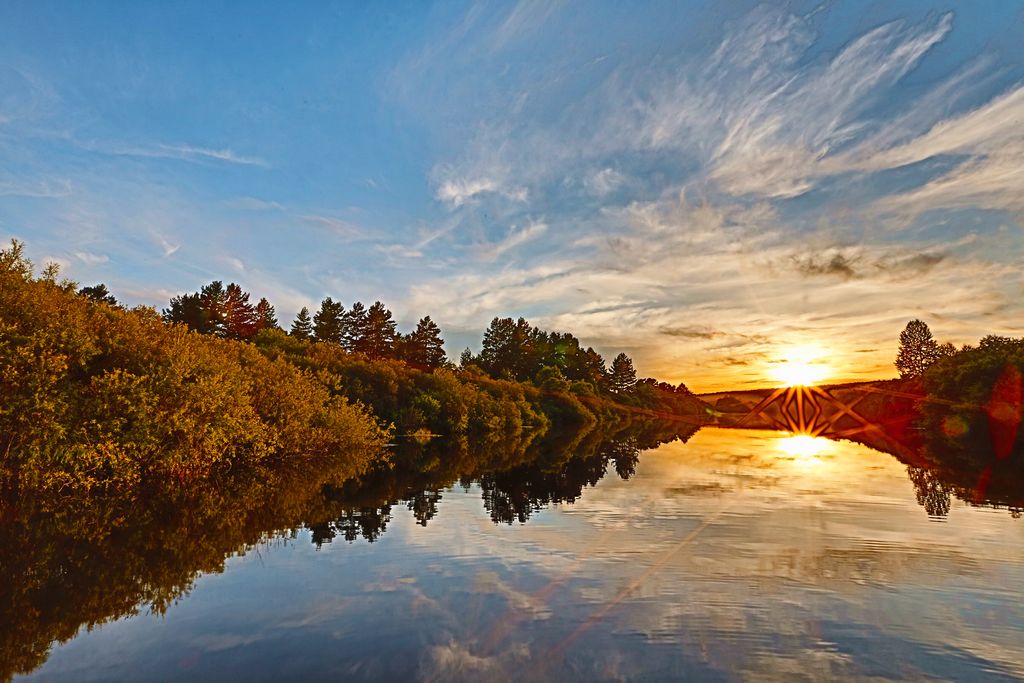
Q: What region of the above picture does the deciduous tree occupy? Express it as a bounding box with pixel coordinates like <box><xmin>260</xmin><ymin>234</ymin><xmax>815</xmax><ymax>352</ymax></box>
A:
<box><xmin>608</xmin><ymin>353</ymin><xmax>637</xmax><ymax>394</ymax></box>
<box><xmin>896</xmin><ymin>319</ymin><xmax>940</xmax><ymax>378</ymax></box>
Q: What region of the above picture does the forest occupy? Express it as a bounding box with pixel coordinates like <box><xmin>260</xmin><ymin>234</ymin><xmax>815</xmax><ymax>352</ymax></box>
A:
<box><xmin>0</xmin><ymin>239</ymin><xmax>707</xmax><ymax>497</ymax></box>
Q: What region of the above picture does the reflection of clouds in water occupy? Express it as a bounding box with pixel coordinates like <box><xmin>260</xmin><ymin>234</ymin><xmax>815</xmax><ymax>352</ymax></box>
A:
<box><xmin>24</xmin><ymin>428</ymin><xmax>1024</xmax><ymax>681</ymax></box>
<box><xmin>404</xmin><ymin>429</ymin><xmax>1024</xmax><ymax>680</ymax></box>
<box><xmin>418</xmin><ymin>640</ymin><xmax>529</xmax><ymax>683</ymax></box>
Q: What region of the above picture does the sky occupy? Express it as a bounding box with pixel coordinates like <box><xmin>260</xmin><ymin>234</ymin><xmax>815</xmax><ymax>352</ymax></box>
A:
<box><xmin>2</xmin><ymin>0</ymin><xmax>1023</xmax><ymax>391</ymax></box>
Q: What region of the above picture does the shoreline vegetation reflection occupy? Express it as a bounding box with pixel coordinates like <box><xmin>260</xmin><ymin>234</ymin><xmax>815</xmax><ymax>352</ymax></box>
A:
<box><xmin>1</xmin><ymin>240</ymin><xmax>1022</xmax><ymax>679</ymax></box>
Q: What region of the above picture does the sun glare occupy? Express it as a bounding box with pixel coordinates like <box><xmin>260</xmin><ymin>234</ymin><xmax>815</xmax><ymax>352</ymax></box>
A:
<box><xmin>777</xmin><ymin>434</ymin><xmax>831</xmax><ymax>458</ymax></box>
<box><xmin>769</xmin><ymin>346</ymin><xmax>830</xmax><ymax>386</ymax></box>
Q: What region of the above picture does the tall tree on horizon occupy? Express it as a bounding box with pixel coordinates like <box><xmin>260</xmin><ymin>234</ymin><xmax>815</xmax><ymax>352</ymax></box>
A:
<box><xmin>896</xmin><ymin>319</ymin><xmax>941</xmax><ymax>378</ymax></box>
<box><xmin>78</xmin><ymin>283</ymin><xmax>118</xmax><ymax>306</ymax></box>
<box><xmin>223</xmin><ymin>283</ymin><xmax>259</xmax><ymax>340</ymax></box>
<box><xmin>361</xmin><ymin>301</ymin><xmax>397</xmax><ymax>359</ymax></box>
<box><xmin>254</xmin><ymin>297</ymin><xmax>279</xmax><ymax>332</ymax></box>
<box><xmin>290</xmin><ymin>307</ymin><xmax>313</xmax><ymax>340</ymax></box>
<box><xmin>163</xmin><ymin>292</ymin><xmax>209</xmax><ymax>332</ymax></box>
<box><xmin>608</xmin><ymin>352</ymin><xmax>637</xmax><ymax>394</ymax></box>
<box><xmin>479</xmin><ymin>316</ymin><xmax>537</xmax><ymax>380</ymax></box>
<box><xmin>313</xmin><ymin>297</ymin><xmax>346</xmax><ymax>344</ymax></box>
<box><xmin>344</xmin><ymin>301</ymin><xmax>368</xmax><ymax>352</ymax></box>
<box><xmin>406</xmin><ymin>315</ymin><xmax>447</xmax><ymax>369</ymax></box>
<box><xmin>199</xmin><ymin>281</ymin><xmax>228</xmax><ymax>336</ymax></box>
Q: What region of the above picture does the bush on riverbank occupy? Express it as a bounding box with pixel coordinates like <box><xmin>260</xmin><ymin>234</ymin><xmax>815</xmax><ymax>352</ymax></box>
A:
<box><xmin>0</xmin><ymin>241</ymin><xmax>388</xmax><ymax>495</ymax></box>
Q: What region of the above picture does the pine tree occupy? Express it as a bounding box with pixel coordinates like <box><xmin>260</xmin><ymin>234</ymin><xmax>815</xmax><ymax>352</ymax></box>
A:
<box><xmin>407</xmin><ymin>315</ymin><xmax>446</xmax><ymax>369</ymax></box>
<box><xmin>223</xmin><ymin>283</ymin><xmax>259</xmax><ymax>340</ymax></box>
<box><xmin>313</xmin><ymin>297</ymin><xmax>345</xmax><ymax>344</ymax></box>
<box><xmin>896</xmin><ymin>319</ymin><xmax>940</xmax><ymax>378</ymax></box>
<box><xmin>343</xmin><ymin>301</ymin><xmax>368</xmax><ymax>352</ymax></box>
<box><xmin>199</xmin><ymin>281</ymin><xmax>228</xmax><ymax>336</ymax></box>
<box><xmin>478</xmin><ymin>317</ymin><xmax>537</xmax><ymax>380</ymax></box>
<box><xmin>608</xmin><ymin>352</ymin><xmax>637</xmax><ymax>394</ymax></box>
<box><xmin>78</xmin><ymin>283</ymin><xmax>118</xmax><ymax>306</ymax></box>
<box><xmin>362</xmin><ymin>301</ymin><xmax>397</xmax><ymax>359</ymax></box>
<box><xmin>163</xmin><ymin>292</ymin><xmax>209</xmax><ymax>332</ymax></box>
<box><xmin>459</xmin><ymin>348</ymin><xmax>475</xmax><ymax>369</ymax></box>
<box><xmin>290</xmin><ymin>307</ymin><xmax>313</xmax><ymax>340</ymax></box>
<box><xmin>254</xmin><ymin>297</ymin><xmax>278</xmax><ymax>332</ymax></box>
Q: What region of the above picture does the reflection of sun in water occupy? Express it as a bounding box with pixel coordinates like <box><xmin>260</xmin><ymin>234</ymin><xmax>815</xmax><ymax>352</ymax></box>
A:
<box><xmin>777</xmin><ymin>434</ymin><xmax>834</xmax><ymax>467</ymax></box>
<box><xmin>770</xmin><ymin>345</ymin><xmax>830</xmax><ymax>387</ymax></box>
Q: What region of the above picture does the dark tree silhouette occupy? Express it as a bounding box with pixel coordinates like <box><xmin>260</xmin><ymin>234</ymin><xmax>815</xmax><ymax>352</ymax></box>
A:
<box><xmin>163</xmin><ymin>292</ymin><xmax>210</xmax><ymax>332</ymax></box>
<box><xmin>406</xmin><ymin>316</ymin><xmax>446</xmax><ymax>369</ymax></box>
<box><xmin>254</xmin><ymin>297</ymin><xmax>278</xmax><ymax>332</ymax></box>
<box><xmin>290</xmin><ymin>306</ymin><xmax>313</xmax><ymax>340</ymax></box>
<box><xmin>479</xmin><ymin>316</ymin><xmax>537</xmax><ymax>380</ymax></box>
<box><xmin>896</xmin><ymin>319</ymin><xmax>940</xmax><ymax>378</ymax></box>
<box><xmin>78</xmin><ymin>283</ymin><xmax>118</xmax><ymax>306</ymax></box>
<box><xmin>199</xmin><ymin>281</ymin><xmax>228</xmax><ymax>336</ymax></box>
<box><xmin>406</xmin><ymin>489</ymin><xmax>442</xmax><ymax>526</ymax></box>
<box><xmin>608</xmin><ymin>353</ymin><xmax>637</xmax><ymax>394</ymax></box>
<box><xmin>343</xmin><ymin>301</ymin><xmax>368</xmax><ymax>352</ymax></box>
<box><xmin>907</xmin><ymin>466</ymin><xmax>952</xmax><ymax>517</ymax></box>
<box><xmin>361</xmin><ymin>301</ymin><xmax>397</xmax><ymax>359</ymax></box>
<box><xmin>313</xmin><ymin>297</ymin><xmax>345</xmax><ymax>344</ymax></box>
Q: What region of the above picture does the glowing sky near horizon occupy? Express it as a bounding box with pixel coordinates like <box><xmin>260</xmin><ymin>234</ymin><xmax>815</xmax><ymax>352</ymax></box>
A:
<box><xmin>2</xmin><ymin>1</ymin><xmax>1023</xmax><ymax>391</ymax></box>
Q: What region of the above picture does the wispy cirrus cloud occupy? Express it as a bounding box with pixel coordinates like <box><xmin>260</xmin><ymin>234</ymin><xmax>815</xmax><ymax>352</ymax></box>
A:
<box><xmin>300</xmin><ymin>214</ymin><xmax>365</xmax><ymax>239</ymax></box>
<box><xmin>0</xmin><ymin>177</ymin><xmax>72</xmax><ymax>198</ymax></box>
<box><xmin>478</xmin><ymin>220</ymin><xmax>547</xmax><ymax>261</ymax></box>
<box><xmin>74</xmin><ymin>250</ymin><xmax>109</xmax><ymax>266</ymax></box>
<box><xmin>87</xmin><ymin>141</ymin><xmax>270</xmax><ymax>167</ymax></box>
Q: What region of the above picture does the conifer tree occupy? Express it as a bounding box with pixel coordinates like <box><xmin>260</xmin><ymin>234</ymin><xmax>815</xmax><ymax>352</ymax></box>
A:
<box><xmin>163</xmin><ymin>292</ymin><xmax>209</xmax><ymax>332</ymax></box>
<box><xmin>407</xmin><ymin>315</ymin><xmax>446</xmax><ymax>369</ymax></box>
<box><xmin>313</xmin><ymin>297</ymin><xmax>345</xmax><ymax>344</ymax></box>
<box><xmin>362</xmin><ymin>301</ymin><xmax>397</xmax><ymax>359</ymax></box>
<box><xmin>290</xmin><ymin>307</ymin><xmax>313</xmax><ymax>340</ymax></box>
<box><xmin>78</xmin><ymin>283</ymin><xmax>118</xmax><ymax>306</ymax></box>
<box><xmin>199</xmin><ymin>281</ymin><xmax>228</xmax><ymax>336</ymax></box>
<box><xmin>254</xmin><ymin>297</ymin><xmax>278</xmax><ymax>332</ymax></box>
<box><xmin>343</xmin><ymin>301</ymin><xmax>368</xmax><ymax>352</ymax></box>
<box><xmin>223</xmin><ymin>283</ymin><xmax>259</xmax><ymax>340</ymax></box>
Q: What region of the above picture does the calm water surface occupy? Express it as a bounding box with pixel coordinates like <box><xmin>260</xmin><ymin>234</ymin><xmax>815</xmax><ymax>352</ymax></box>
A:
<box><xmin>16</xmin><ymin>428</ymin><xmax>1024</xmax><ymax>682</ymax></box>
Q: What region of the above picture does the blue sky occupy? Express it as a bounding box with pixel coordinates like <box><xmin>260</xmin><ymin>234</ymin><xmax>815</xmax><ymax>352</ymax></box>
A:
<box><xmin>2</xmin><ymin>1</ymin><xmax>1023</xmax><ymax>390</ymax></box>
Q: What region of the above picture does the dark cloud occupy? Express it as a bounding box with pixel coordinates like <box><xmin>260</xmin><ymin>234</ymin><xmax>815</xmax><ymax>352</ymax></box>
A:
<box><xmin>875</xmin><ymin>252</ymin><xmax>946</xmax><ymax>274</ymax></box>
<box><xmin>792</xmin><ymin>252</ymin><xmax>859</xmax><ymax>279</ymax></box>
<box><xmin>792</xmin><ymin>249</ymin><xmax>947</xmax><ymax>280</ymax></box>
<box><xmin>660</xmin><ymin>326</ymin><xmax>720</xmax><ymax>339</ymax></box>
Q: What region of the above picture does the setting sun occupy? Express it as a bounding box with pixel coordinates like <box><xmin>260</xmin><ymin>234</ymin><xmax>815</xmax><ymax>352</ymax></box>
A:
<box><xmin>770</xmin><ymin>346</ymin><xmax>830</xmax><ymax>386</ymax></box>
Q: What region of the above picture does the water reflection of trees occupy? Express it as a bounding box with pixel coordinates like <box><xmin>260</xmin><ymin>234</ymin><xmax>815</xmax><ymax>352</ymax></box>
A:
<box><xmin>0</xmin><ymin>417</ymin><xmax>695</xmax><ymax>679</ymax></box>
<box><xmin>5</xmin><ymin>403</ymin><xmax>1016</xmax><ymax>680</ymax></box>
<box><xmin>903</xmin><ymin>430</ymin><xmax>1023</xmax><ymax>519</ymax></box>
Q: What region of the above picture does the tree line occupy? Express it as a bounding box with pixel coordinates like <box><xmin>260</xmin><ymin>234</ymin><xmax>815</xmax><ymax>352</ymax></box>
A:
<box><xmin>1</xmin><ymin>239</ymin><xmax>710</xmax><ymax>500</ymax></box>
<box><xmin>159</xmin><ymin>279</ymin><xmax>694</xmax><ymax>402</ymax></box>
